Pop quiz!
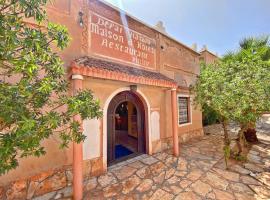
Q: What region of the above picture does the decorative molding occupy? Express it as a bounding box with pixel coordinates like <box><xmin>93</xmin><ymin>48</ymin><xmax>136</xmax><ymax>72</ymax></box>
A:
<box><xmin>82</xmin><ymin>0</ymin><xmax>89</xmax><ymax>54</ymax></box>
<box><xmin>70</xmin><ymin>64</ymin><xmax>177</xmax><ymax>89</ymax></box>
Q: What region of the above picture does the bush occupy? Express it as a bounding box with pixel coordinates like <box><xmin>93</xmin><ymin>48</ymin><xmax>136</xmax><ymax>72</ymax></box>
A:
<box><xmin>202</xmin><ymin>104</ymin><xmax>220</xmax><ymax>126</ymax></box>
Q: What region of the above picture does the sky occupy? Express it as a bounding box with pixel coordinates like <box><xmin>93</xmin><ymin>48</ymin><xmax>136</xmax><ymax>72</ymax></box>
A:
<box><xmin>104</xmin><ymin>0</ymin><xmax>270</xmax><ymax>56</ymax></box>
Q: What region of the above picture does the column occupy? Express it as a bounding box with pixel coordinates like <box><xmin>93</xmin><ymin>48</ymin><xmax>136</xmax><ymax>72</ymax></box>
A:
<box><xmin>171</xmin><ymin>88</ymin><xmax>179</xmax><ymax>156</ymax></box>
<box><xmin>72</xmin><ymin>74</ymin><xmax>84</xmax><ymax>200</ymax></box>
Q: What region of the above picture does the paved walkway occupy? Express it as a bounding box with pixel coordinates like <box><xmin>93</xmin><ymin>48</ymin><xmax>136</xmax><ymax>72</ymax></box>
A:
<box><xmin>84</xmin><ymin>128</ymin><xmax>270</xmax><ymax>200</ymax></box>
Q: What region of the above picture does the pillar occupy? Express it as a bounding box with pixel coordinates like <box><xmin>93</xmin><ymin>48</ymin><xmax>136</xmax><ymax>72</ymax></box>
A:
<box><xmin>171</xmin><ymin>88</ymin><xmax>179</xmax><ymax>156</ymax></box>
<box><xmin>72</xmin><ymin>74</ymin><xmax>84</xmax><ymax>200</ymax></box>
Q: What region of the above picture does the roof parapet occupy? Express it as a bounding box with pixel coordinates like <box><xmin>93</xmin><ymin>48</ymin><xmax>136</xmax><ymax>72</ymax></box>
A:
<box><xmin>155</xmin><ymin>21</ymin><xmax>167</xmax><ymax>34</ymax></box>
<box><xmin>191</xmin><ymin>43</ymin><xmax>197</xmax><ymax>52</ymax></box>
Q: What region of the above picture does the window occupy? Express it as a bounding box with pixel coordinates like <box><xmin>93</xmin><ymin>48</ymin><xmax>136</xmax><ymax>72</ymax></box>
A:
<box><xmin>178</xmin><ymin>96</ymin><xmax>190</xmax><ymax>125</ymax></box>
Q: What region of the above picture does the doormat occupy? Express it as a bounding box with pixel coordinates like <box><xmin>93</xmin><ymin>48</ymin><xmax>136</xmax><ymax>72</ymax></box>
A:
<box><xmin>115</xmin><ymin>144</ymin><xmax>133</xmax><ymax>159</ymax></box>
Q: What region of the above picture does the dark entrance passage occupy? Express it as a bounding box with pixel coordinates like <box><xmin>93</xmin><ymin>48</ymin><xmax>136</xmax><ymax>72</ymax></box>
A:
<box><xmin>107</xmin><ymin>91</ymin><xmax>146</xmax><ymax>165</ymax></box>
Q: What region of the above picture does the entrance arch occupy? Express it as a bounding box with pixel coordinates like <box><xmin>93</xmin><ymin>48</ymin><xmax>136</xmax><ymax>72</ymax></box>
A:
<box><xmin>102</xmin><ymin>87</ymin><xmax>152</xmax><ymax>169</ymax></box>
<box><xmin>107</xmin><ymin>91</ymin><xmax>146</xmax><ymax>165</ymax></box>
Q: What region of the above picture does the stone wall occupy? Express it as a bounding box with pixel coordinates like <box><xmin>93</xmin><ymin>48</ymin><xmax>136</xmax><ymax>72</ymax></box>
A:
<box><xmin>179</xmin><ymin>128</ymin><xmax>204</xmax><ymax>143</ymax></box>
<box><xmin>0</xmin><ymin>157</ymin><xmax>103</xmax><ymax>200</ymax></box>
<box><xmin>0</xmin><ymin>127</ymin><xmax>204</xmax><ymax>200</ymax></box>
<box><xmin>160</xmin><ymin>128</ymin><xmax>204</xmax><ymax>151</ymax></box>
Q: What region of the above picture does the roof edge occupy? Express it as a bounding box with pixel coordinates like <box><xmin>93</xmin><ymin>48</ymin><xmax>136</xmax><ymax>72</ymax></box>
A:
<box><xmin>71</xmin><ymin>56</ymin><xmax>177</xmax><ymax>89</ymax></box>
<box><xmin>200</xmin><ymin>49</ymin><xmax>219</xmax><ymax>58</ymax></box>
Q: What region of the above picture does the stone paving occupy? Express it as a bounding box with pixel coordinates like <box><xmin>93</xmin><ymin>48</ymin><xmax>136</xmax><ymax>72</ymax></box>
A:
<box><xmin>84</xmin><ymin>126</ymin><xmax>270</xmax><ymax>200</ymax></box>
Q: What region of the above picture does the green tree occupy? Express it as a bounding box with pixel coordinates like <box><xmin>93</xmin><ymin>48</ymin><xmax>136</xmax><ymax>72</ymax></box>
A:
<box><xmin>192</xmin><ymin>61</ymin><xmax>232</xmax><ymax>167</ymax></box>
<box><xmin>221</xmin><ymin>53</ymin><xmax>270</xmax><ymax>156</ymax></box>
<box><xmin>0</xmin><ymin>1</ymin><xmax>102</xmax><ymax>174</ymax></box>
<box><xmin>224</xmin><ymin>36</ymin><xmax>270</xmax><ymax>142</ymax></box>
<box><xmin>193</xmin><ymin>36</ymin><xmax>270</xmax><ymax>166</ymax></box>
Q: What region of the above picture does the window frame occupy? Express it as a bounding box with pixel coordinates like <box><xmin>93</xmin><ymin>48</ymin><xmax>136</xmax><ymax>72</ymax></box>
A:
<box><xmin>177</xmin><ymin>94</ymin><xmax>192</xmax><ymax>126</ymax></box>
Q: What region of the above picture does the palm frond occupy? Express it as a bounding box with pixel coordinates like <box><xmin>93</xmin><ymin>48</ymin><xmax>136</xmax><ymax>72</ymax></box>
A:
<box><xmin>240</xmin><ymin>35</ymin><xmax>269</xmax><ymax>50</ymax></box>
<box><xmin>239</xmin><ymin>37</ymin><xmax>255</xmax><ymax>49</ymax></box>
<box><xmin>254</xmin><ymin>35</ymin><xmax>269</xmax><ymax>47</ymax></box>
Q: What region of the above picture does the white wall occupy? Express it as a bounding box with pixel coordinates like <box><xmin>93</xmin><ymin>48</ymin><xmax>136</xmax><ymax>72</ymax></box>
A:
<box><xmin>83</xmin><ymin>118</ymin><xmax>100</xmax><ymax>160</ymax></box>
<box><xmin>151</xmin><ymin>111</ymin><xmax>160</xmax><ymax>141</ymax></box>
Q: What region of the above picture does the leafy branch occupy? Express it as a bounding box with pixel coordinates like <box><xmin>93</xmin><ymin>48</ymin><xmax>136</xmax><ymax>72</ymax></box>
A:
<box><xmin>0</xmin><ymin>0</ymin><xmax>102</xmax><ymax>174</ymax></box>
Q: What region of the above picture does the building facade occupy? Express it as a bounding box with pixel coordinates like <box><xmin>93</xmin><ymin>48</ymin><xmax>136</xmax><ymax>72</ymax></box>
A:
<box><xmin>0</xmin><ymin>0</ymin><xmax>217</xmax><ymax>199</ymax></box>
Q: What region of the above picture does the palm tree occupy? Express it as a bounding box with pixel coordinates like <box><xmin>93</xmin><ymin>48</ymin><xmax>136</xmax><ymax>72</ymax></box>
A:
<box><xmin>239</xmin><ymin>36</ymin><xmax>270</xmax><ymax>60</ymax></box>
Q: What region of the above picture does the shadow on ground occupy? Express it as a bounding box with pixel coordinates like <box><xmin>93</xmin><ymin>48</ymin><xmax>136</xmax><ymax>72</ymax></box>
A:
<box><xmin>83</xmin><ymin>124</ymin><xmax>270</xmax><ymax>200</ymax></box>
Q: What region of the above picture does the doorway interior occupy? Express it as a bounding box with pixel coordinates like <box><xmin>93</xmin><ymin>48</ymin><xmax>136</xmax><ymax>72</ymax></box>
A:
<box><xmin>107</xmin><ymin>91</ymin><xmax>146</xmax><ymax>165</ymax></box>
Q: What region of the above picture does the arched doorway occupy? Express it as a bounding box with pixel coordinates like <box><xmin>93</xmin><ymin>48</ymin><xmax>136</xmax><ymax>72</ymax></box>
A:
<box><xmin>107</xmin><ymin>91</ymin><xmax>146</xmax><ymax>165</ymax></box>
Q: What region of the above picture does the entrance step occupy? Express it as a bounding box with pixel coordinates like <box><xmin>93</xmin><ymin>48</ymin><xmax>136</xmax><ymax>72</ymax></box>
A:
<box><xmin>108</xmin><ymin>154</ymin><xmax>148</xmax><ymax>170</ymax></box>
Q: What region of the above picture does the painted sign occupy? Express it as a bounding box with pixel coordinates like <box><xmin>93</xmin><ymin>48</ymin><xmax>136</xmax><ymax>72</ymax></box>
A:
<box><xmin>89</xmin><ymin>12</ymin><xmax>157</xmax><ymax>69</ymax></box>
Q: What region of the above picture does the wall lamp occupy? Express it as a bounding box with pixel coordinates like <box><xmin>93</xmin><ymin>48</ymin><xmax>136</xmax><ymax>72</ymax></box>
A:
<box><xmin>78</xmin><ymin>11</ymin><xmax>84</xmax><ymax>27</ymax></box>
<box><xmin>130</xmin><ymin>85</ymin><xmax>137</xmax><ymax>92</ymax></box>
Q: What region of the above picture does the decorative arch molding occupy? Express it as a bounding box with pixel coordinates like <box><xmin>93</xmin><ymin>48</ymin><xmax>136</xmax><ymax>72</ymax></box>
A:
<box><xmin>102</xmin><ymin>87</ymin><xmax>152</xmax><ymax>169</ymax></box>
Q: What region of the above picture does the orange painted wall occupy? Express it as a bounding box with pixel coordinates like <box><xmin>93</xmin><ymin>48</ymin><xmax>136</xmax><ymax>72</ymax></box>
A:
<box><xmin>0</xmin><ymin>0</ymin><xmax>209</xmax><ymax>185</ymax></box>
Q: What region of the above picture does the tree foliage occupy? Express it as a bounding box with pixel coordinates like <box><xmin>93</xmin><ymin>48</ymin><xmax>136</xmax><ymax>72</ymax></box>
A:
<box><xmin>202</xmin><ymin>104</ymin><xmax>220</xmax><ymax>126</ymax></box>
<box><xmin>222</xmin><ymin>36</ymin><xmax>270</xmax><ymax>124</ymax></box>
<box><xmin>0</xmin><ymin>0</ymin><xmax>102</xmax><ymax>174</ymax></box>
<box><xmin>192</xmin><ymin>36</ymin><xmax>270</xmax><ymax>162</ymax></box>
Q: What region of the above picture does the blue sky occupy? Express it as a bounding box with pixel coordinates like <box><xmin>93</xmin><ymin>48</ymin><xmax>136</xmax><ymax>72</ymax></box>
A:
<box><xmin>104</xmin><ymin>0</ymin><xmax>270</xmax><ymax>56</ymax></box>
